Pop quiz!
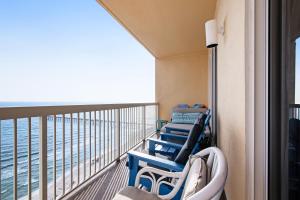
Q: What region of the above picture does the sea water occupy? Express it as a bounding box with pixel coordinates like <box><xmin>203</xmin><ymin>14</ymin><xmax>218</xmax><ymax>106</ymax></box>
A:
<box><xmin>1</xmin><ymin>115</ymin><xmax>106</xmax><ymax>199</ymax></box>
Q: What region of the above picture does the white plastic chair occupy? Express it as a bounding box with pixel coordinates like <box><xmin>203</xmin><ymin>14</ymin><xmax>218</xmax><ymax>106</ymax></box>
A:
<box><xmin>113</xmin><ymin>147</ymin><xmax>228</xmax><ymax>200</ymax></box>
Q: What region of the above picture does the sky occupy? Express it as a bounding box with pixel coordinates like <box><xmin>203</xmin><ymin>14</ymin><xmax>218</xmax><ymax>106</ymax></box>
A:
<box><xmin>0</xmin><ymin>0</ymin><xmax>154</xmax><ymax>104</ymax></box>
<box><xmin>296</xmin><ymin>38</ymin><xmax>300</xmax><ymax>104</ymax></box>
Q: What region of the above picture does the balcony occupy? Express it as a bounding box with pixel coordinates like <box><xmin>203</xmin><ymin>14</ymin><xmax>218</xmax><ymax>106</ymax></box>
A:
<box><xmin>0</xmin><ymin>103</ymin><xmax>158</xmax><ymax>200</ymax></box>
<box><xmin>0</xmin><ymin>0</ymin><xmax>273</xmax><ymax>199</ymax></box>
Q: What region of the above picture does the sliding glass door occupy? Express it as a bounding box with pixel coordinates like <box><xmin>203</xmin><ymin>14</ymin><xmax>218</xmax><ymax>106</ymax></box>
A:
<box><xmin>269</xmin><ymin>0</ymin><xmax>300</xmax><ymax>199</ymax></box>
<box><xmin>288</xmin><ymin>38</ymin><xmax>300</xmax><ymax>200</ymax></box>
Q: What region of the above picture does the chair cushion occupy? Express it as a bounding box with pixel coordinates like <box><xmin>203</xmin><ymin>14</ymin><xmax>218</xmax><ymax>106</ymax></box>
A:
<box><xmin>113</xmin><ymin>186</ymin><xmax>162</xmax><ymax>200</ymax></box>
<box><xmin>174</xmin><ymin>114</ymin><xmax>206</xmax><ymax>164</ymax></box>
<box><xmin>172</xmin><ymin>112</ymin><xmax>202</xmax><ymax>124</ymax></box>
<box><xmin>182</xmin><ymin>158</ymin><xmax>207</xmax><ymax>199</ymax></box>
<box><xmin>191</xmin><ymin>103</ymin><xmax>205</xmax><ymax>109</ymax></box>
<box><xmin>175</xmin><ymin>104</ymin><xmax>190</xmax><ymax>109</ymax></box>
<box><xmin>172</xmin><ymin>107</ymin><xmax>207</xmax><ymax>114</ymax></box>
<box><xmin>160</xmin><ymin>123</ymin><xmax>194</xmax><ymax>135</ymax></box>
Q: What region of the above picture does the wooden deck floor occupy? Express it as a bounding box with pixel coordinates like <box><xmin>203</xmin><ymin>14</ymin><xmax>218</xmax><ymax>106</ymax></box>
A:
<box><xmin>69</xmin><ymin>159</ymin><xmax>129</xmax><ymax>200</ymax></box>
<box><xmin>67</xmin><ymin>134</ymin><xmax>155</xmax><ymax>200</ymax></box>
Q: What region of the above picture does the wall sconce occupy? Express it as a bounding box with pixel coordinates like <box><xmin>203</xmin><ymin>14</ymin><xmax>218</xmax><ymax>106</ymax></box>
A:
<box><xmin>205</xmin><ymin>19</ymin><xmax>224</xmax><ymax>48</ymax></box>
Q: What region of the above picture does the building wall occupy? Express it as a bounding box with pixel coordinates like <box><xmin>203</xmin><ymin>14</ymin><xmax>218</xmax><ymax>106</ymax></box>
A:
<box><xmin>215</xmin><ymin>0</ymin><xmax>246</xmax><ymax>199</ymax></box>
<box><xmin>155</xmin><ymin>52</ymin><xmax>208</xmax><ymax>120</ymax></box>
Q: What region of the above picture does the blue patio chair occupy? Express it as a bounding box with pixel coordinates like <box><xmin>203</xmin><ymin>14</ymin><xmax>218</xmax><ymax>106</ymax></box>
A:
<box><xmin>163</xmin><ymin>109</ymin><xmax>211</xmax><ymax>137</ymax></box>
<box><xmin>154</xmin><ymin>110</ymin><xmax>211</xmax><ymax>158</ymax></box>
<box><xmin>127</xmin><ymin>113</ymin><xmax>208</xmax><ymax>187</ymax></box>
<box><xmin>160</xmin><ymin>107</ymin><xmax>209</xmax><ymax>137</ymax></box>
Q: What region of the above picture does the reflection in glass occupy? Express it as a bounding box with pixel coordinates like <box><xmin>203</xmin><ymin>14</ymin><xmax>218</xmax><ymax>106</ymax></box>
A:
<box><xmin>289</xmin><ymin>38</ymin><xmax>300</xmax><ymax>199</ymax></box>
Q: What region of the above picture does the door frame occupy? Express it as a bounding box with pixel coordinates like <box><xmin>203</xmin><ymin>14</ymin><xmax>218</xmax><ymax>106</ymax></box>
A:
<box><xmin>245</xmin><ymin>0</ymin><xmax>269</xmax><ymax>199</ymax></box>
<box><xmin>268</xmin><ymin>0</ymin><xmax>284</xmax><ymax>198</ymax></box>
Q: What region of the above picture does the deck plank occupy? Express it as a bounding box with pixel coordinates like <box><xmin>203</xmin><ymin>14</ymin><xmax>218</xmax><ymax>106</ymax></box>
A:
<box><xmin>69</xmin><ymin>159</ymin><xmax>128</xmax><ymax>200</ymax></box>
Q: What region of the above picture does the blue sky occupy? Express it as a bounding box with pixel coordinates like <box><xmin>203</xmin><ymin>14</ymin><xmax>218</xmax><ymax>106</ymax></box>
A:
<box><xmin>0</xmin><ymin>0</ymin><xmax>154</xmax><ymax>104</ymax></box>
<box><xmin>296</xmin><ymin>38</ymin><xmax>300</xmax><ymax>103</ymax></box>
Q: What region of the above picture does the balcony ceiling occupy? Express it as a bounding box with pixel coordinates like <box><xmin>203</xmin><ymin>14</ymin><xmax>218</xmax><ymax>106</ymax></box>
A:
<box><xmin>97</xmin><ymin>0</ymin><xmax>216</xmax><ymax>58</ymax></box>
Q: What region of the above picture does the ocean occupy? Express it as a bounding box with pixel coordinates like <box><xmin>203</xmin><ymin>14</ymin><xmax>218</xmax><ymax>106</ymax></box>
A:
<box><xmin>0</xmin><ymin>102</ymin><xmax>156</xmax><ymax>200</ymax></box>
<box><xmin>1</xmin><ymin>115</ymin><xmax>110</xmax><ymax>200</ymax></box>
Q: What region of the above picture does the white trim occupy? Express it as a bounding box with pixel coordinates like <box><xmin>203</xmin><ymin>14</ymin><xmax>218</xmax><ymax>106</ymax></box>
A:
<box><xmin>245</xmin><ymin>0</ymin><xmax>269</xmax><ymax>199</ymax></box>
<box><xmin>255</xmin><ymin>0</ymin><xmax>269</xmax><ymax>199</ymax></box>
<box><xmin>245</xmin><ymin>0</ymin><xmax>255</xmax><ymax>199</ymax></box>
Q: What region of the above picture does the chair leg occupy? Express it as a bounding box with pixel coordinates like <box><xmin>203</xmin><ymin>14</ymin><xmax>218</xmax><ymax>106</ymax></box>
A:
<box><xmin>149</xmin><ymin>140</ymin><xmax>156</xmax><ymax>155</ymax></box>
<box><xmin>128</xmin><ymin>155</ymin><xmax>139</xmax><ymax>186</ymax></box>
<box><xmin>158</xmin><ymin>184</ymin><xmax>183</xmax><ymax>200</ymax></box>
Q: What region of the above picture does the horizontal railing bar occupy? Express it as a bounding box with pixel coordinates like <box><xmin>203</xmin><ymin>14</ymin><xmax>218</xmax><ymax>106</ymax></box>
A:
<box><xmin>0</xmin><ymin>103</ymin><xmax>158</xmax><ymax>120</ymax></box>
<box><xmin>289</xmin><ymin>104</ymin><xmax>300</xmax><ymax>108</ymax></box>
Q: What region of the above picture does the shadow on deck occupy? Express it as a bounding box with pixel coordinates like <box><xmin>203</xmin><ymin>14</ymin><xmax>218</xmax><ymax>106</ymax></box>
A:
<box><xmin>70</xmin><ymin>159</ymin><xmax>129</xmax><ymax>200</ymax></box>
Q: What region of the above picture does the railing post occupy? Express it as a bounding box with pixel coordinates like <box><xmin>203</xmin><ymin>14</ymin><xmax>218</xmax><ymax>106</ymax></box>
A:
<box><xmin>115</xmin><ymin>109</ymin><xmax>121</xmax><ymax>161</ymax></box>
<box><xmin>13</xmin><ymin>119</ymin><xmax>17</xmax><ymax>200</ymax></box>
<box><xmin>39</xmin><ymin>116</ymin><xmax>48</xmax><ymax>200</ymax></box>
<box><xmin>142</xmin><ymin>106</ymin><xmax>146</xmax><ymax>141</ymax></box>
<box><xmin>156</xmin><ymin>104</ymin><xmax>159</xmax><ymax>130</ymax></box>
<box><xmin>0</xmin><ymin>121</ymin><xmax>1</xmax><ymax>200</ymax></box>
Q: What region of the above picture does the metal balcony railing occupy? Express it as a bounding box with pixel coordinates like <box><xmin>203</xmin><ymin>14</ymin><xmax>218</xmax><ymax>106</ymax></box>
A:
<box><xmin>289</xmin><ymin>104</ymin><xmax>300</xmax><ymax>119</ymax></box>
<box><xmin>0</xmin><ymin>103</ymin><xmax>158</xmax><ymax>200</ymax></box>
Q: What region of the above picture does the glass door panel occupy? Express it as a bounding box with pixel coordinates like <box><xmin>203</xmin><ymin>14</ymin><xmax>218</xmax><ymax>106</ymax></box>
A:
<box><xmin>288</xmin><ymin>38</ymin><xmax>300</xmax><ymax>199</ymax></box>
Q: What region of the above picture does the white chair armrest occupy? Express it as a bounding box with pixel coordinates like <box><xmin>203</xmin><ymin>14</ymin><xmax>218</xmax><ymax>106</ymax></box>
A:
<box><xmin>135</xmin><ymin>166</ymin><xmax>190</xmax><ymax>199</ymax></box>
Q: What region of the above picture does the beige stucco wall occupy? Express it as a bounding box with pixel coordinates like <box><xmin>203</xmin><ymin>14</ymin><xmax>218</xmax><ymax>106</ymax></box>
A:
<box><xmin>98</xmin><ymin>0</ymin><xmax>216</xmax><ymax>58</ymax></box>
<box><xmin>215</xmin><ymin>0</ymin><xmax>246</xmax><ymax>199</ymax></box>
<box><xmin>155</xmin><ymin>52</ymin><xmax>208</xmax><ymax>120</ymax></box>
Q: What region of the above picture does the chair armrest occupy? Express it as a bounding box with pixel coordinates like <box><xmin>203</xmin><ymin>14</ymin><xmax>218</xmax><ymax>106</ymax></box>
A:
<box><xmin>127</xmin><ymin>150</ymin><xmax>184</xmax><ymax>186</ymax></box>
<box><xmin>135</xmin><ymin>166</ymin><xmax>188</xmax><ymax>199</ymax></box>
<box><xmin>148</xmin><ymin>138</ymin><xmax>183</xmax><ymax>155</ymax></box>
<box><xmin>147</xmin><ymin>138</ymin><xmax>183</xmax><ymax>149</ymax></box>
<box><xmin>128</xmin><ymin>150</ymin><xmax>184</xmax><ymax>171</ymax></box>
<box><xmin>165</xmin><ymin>126</ymin><xmax>190</xmax><ymax>134</ymax></box>
<box><xmin>160</xmin><ymin>132</ymin><xmax>188</xmax><ymax>141</ymax></box>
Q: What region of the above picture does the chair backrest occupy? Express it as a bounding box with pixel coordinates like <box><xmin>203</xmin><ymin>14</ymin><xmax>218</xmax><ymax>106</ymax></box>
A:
<box><xmin>174</xmin><ymin>113</ymin><xmax>207</xmax><ymax>164</ymax></box>
<box><xmin>191</xmin><ymin>110</ymin><xmax>211</xmax><ymax>155</ymax></box>
<box><xmin>204</xmin><ymin>109</ymin><xmax>211</xmax><ymax>127</ymax></box>
<box><xmin>184</xmin><ymin>147</ymin><xmax>228</xmax><ymax>200</ymax></box>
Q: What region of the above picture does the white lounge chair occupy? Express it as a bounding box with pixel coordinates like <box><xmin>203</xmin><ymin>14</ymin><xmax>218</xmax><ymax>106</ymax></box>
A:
<box><xmin>113</xmin><ymin>147</ymin><xmax>228</xmax><ymax>200</ymax></box>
